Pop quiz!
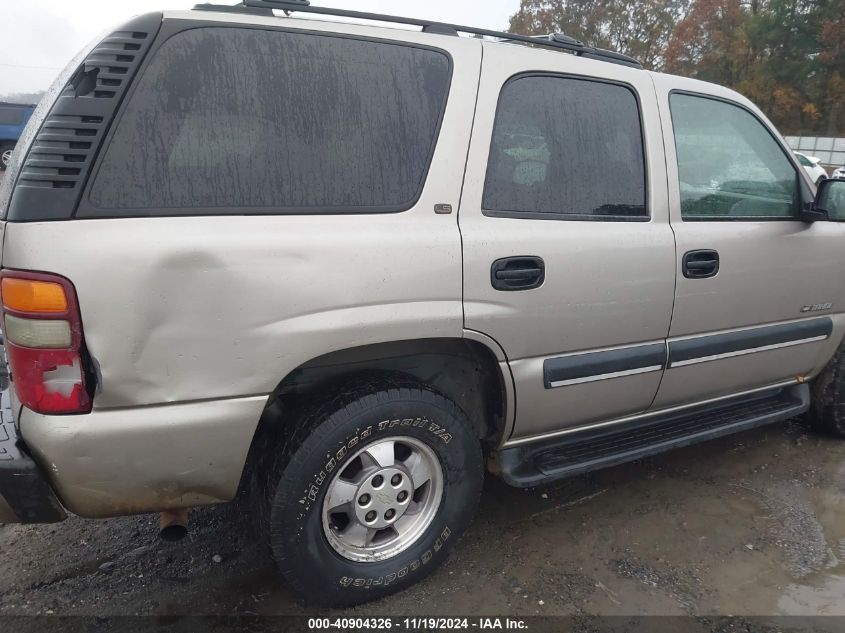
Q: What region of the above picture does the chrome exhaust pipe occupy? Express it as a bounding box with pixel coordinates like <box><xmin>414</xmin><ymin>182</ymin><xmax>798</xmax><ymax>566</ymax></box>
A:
<box><xmin>159</xmin><ymin>508</ymin><xmax>189</xmax><ymax>542</ymax></box>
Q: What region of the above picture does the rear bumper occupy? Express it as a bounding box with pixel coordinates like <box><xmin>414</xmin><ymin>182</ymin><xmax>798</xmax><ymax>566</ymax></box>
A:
<box><xmin>0</xmin><ymin>390</ymin><xmax>66</xmax><ymax>523</ymax></box>
<box><xmin>18</xmin><ymin>394</ymin><xmax>267</xmax><ymax>518</ymax></box>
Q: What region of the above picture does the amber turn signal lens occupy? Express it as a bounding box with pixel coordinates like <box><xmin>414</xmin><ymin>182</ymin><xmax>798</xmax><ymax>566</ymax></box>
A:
<box><xmin>1</xmin><ymin>277</ymin><xmax>68</xmax><ymax>313</ymax></box>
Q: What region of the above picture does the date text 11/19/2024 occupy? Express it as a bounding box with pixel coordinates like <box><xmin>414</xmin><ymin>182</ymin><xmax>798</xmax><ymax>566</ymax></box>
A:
<box><xmin>307</xmin><ymin>617</ymin><xmax>529</xmax><ymax>630</ymax></box>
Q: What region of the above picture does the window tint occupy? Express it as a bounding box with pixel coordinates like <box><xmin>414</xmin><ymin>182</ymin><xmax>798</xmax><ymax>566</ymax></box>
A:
<box><xmin>88</xmin><ymin>28</ymin><xmax>451</xmax><ymax>214</ymax></box>
<box><xmin>670</xmin><ymin>94</ymin><xmax>799</xmax><ymax>220</ymax></box>
<box><xmin>0</xmin><ymin>106</ymin><xmax>24</xmax><ymax>126</ymax></box>
<box><xmin>483</xmin><ymin>76</ymin><xmax>646</xmax><ymax>219</ymax></box>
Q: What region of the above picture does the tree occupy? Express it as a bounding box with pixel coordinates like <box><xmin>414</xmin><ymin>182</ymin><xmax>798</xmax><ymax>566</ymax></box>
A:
<box><xmin>508</xmin><ymin>0</ymin><xmax>845</xmax><ymax>136</ymax></box>
<box><xmin>664</xmin><ymin>0</ymin><xmax>748</xmax><ymax>83</ymax></box>
<box><xmin>509</xmin><ymin>0</ymin><xmax>691</xmax><ymax>70</ymax></box>
<box><xmin>817</xmin><ymin>0</ymin><xmax>845</xmax><ymax>136</ymax></box>
<box><xmin>675</xmin><ymin>0</ymin><xmax>844</xmax><ymax>135</ymax></box>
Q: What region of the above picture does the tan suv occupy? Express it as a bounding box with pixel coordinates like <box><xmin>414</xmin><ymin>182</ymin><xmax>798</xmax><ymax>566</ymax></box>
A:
<box><xmin>2</xmin><ymin>0</ymin><xmax>845</xmax><ymax>608</ymax></box>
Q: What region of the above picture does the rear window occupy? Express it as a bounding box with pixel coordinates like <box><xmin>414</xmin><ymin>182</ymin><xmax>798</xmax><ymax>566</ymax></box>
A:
<box><xmin>86</xmin><ymin>27</ymin><xmax>451</xmax><ymax>215</ymax></box>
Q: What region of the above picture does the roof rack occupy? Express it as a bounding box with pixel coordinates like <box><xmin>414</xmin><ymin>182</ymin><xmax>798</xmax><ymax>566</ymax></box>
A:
<box><xmin>193</xmin><ymin>0</ymin><xmax>643</xmax><ymax>69</ymax></box>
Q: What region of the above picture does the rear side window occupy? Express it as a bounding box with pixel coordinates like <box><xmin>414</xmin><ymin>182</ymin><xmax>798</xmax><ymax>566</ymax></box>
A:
<box><xmin>670</xmin><ymin>93</ymin><xmax>800</xmax><ymax>220</ymax></box>
<box><xmin>482</xmin><ymin>75</ymin><xmax>646</xmax><ymax>219</ymax></box>
<box><xmin>87</xmin><ymin>27</ymin><xmax>451</xmax><ymax>215</ymax></box>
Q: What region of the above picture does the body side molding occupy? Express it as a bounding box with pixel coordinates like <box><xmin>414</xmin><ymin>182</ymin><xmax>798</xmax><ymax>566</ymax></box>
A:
<box><xmin>668</xmin><ymin>317</ymin><xmax>832</xmax><ymax>368</ymax></box>
<box><xmin>543</xmin><ymin>343</ymin><xmax>666</xmax><ymax>389</ymax></box>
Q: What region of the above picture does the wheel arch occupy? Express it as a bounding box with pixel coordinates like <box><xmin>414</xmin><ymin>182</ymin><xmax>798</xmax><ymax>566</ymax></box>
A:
<box><xmin>240</xmin><ymin>336</ymin><xmax>512</xmax><ymax>492</ymax></box>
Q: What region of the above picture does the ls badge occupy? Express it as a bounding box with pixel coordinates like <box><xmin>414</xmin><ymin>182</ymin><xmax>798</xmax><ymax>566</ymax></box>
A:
<box><xmin>801</xmin><ymin>303</ymin><xmax>833</xmax><ymax>313</ymax></box>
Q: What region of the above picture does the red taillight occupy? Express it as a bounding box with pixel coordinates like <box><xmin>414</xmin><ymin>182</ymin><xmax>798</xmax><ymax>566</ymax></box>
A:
<box><xmin>0</xmin><ymin>270</ymin><xmax>91</xmax><ymax>414</ymax></box>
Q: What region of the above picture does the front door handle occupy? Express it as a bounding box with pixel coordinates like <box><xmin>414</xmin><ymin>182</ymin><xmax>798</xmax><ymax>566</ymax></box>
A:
<box><xmin>491</xmin><ymin>256</ymin><xmax>545</xmax><ymax>291</ymax></box>
<box><xmin>682</xmin><ymin>250</ymin><xmax>719</xmax><ymax>279</ymax></box>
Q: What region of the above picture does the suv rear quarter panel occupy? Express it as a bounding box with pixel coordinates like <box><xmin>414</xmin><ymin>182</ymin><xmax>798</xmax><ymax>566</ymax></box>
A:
<box><xmin>4</xmin><ymin>18</ymin><xmax>481</xmax><ymax>410</ymax></box>
<box><xmin>2</xmin><ymin>16</ymin><xmax>482</xmax><ymax>517</ymax></box>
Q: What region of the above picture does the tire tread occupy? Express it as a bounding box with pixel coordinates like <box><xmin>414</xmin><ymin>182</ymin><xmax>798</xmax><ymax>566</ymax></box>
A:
<box><xmin>258</xmin><ymin>373</ymin><xmax>482</xmax><ymax>606</ymax></box>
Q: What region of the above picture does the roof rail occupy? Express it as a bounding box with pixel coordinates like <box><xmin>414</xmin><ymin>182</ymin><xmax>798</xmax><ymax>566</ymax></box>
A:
<box><xmin>193</xmin><ymin>0</ymin><xmax>643</xmax><ymax>69</ymax></box>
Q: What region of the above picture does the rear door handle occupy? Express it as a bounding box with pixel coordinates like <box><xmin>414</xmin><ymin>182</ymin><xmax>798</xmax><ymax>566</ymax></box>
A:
<box><xmin>682</xmin><ymin>250</ymin><xmax>719</xmax><ymax>279</ymax></box>
<box><xmin>491</xmin><ymin>256</ymin><xmax>545</xmax><ymax>291</ymax></box>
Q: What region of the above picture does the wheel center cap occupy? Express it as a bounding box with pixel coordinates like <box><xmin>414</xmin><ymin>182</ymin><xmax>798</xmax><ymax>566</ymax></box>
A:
<box><xmin>352</xmin><ymin>466</ymin><xmax>414</xmax><ymax>530</ymax></box>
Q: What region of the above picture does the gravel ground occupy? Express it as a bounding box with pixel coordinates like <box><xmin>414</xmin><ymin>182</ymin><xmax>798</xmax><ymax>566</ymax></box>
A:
<box><xmin>2</xmin><ymin>416</ymin><xmax>845</xmax><ymax>618</ymax></box>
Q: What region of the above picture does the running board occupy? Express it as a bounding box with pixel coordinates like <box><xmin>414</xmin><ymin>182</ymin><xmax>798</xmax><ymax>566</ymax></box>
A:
<box><xmin>496</xmin><ymin>383</ymin><xmax>809</xmax><ymax>487</ymax></box>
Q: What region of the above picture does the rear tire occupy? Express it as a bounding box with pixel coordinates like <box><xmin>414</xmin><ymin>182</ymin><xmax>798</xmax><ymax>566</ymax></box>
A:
<box><xmin>809</xmin><ymin>343</ymin><xmax>845</xmax><ymax>437</ymax></box>
<box><xmin>263</xmin><ymin>377</ymin><xmax>484</xmax><ymax>607</ymax></box>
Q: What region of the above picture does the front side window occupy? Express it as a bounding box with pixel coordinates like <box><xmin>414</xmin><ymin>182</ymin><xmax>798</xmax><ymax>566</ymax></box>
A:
<box><xmin>483</xmin><ymin>75</ymin><xmax>647</xmax><ymax>219</ymax></box>
<box><xmin>670</xmin><ymin>94</ymin><xmax>800</xmax><ymax>220</ymax></box>
<box><xmin>88</xmin><ymin>27</ymin><xmax>451</xmax><ymax>215</ymax></box>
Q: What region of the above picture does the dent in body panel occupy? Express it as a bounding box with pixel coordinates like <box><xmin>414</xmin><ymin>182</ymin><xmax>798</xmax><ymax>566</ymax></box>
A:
<box><xmin>0</xmin><ymin>22</ymin><xmax>479</xmax><ymax>518</ymax></box>
<box><xmin>4</xmin><ymin>214</ymin><xmax>464</xmax><ymax>409</ymax></box>
<box><xmin>1</xmin><ymin>25</ymin><xmax>479</xmax><ymax>409</ymax></box>
<box><xmin>19</xmin><ymin>396</ymin><xmax>267</xmax><ymax>517</ymax></box>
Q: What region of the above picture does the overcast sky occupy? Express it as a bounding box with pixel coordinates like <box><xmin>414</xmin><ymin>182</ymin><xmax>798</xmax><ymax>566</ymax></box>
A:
<box><xmin>1</xmin><ymin>0</ymin><xmax>520</xmax><ymax>97</ymax></box>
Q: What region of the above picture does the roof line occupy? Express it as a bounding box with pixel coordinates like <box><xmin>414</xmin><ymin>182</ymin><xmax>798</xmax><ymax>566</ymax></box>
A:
<box><xmin>192</xmin><ymin>1</ymin><xmax>643</xmax><ymax>69</ymax></box>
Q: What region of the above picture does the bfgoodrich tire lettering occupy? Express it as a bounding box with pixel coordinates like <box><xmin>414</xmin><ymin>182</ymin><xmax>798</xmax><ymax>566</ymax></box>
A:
<box><xmin>266</xmin><ymin>379</ymin><xmax>483</xmax><ymax>607</ymax></box>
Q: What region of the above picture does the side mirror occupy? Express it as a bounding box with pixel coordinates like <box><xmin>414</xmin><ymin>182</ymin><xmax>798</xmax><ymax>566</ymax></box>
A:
<box><xmin>810</xmin><ymin>178</ymin><xmax>845</xmax><ymax>222</ymax></box>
